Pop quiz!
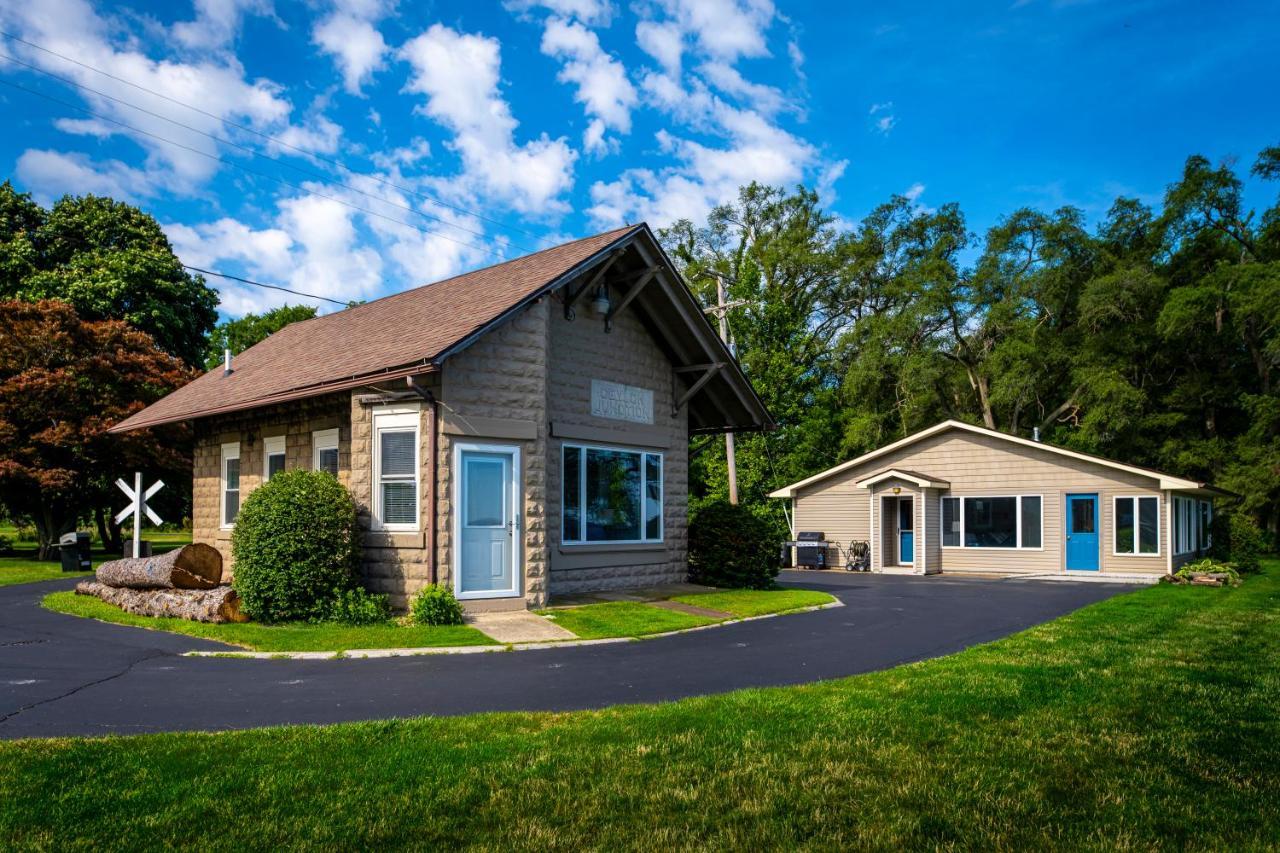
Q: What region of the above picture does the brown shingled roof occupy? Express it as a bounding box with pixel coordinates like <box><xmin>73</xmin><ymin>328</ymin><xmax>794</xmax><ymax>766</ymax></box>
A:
<box><xmin>111</xmin><ymin>225</ymin><xmax>641</xmax><ymax>432</ymax></box>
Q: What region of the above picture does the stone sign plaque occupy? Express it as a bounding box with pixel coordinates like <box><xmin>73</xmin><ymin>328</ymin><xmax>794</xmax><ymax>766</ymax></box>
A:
<box><xmin>591</xmin><ymin>379</ymin><xmax>654</xmax><ymax>424</ymax></box>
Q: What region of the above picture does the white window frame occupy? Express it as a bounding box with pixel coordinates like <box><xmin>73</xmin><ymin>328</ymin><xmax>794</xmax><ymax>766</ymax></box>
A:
<box><xmin>263</xmin><ymin>435</ymin><xmax>286</xmax><ymax>482</ymax></box>
<box><xmin>1112</xmin><ymin>495</ymin><xmax>1161</xmax><ymax>557</ymax></box>
<box><xmin>561</xmin><ymin>442</ymin><xmax>664</xmax><ymax>546</ymax></box>
<box><xmin>371</xmin><ymin>407</ymin><xmax>420</xmax><ymax>532</ymax></box>
<box><xmin>219</xmin><ymin>441</ymin><xmax>240</xmax><ymax>529</ymax></box>
<box><xmin>939</xmin><ymin>494</ymin><xmax>1044</xmax><ymax>551</ymax></box>
<box><xmin>312</xmin><ymin>428</ymin><xmax>340</xmax><ymax>475</ymax></box>
<box><xmin>1174</xmin><ymin>496</ymin><xmax>1199</xmax><ymax>555</ymax></box>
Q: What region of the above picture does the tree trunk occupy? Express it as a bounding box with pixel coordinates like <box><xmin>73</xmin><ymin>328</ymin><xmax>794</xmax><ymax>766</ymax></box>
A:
<box><xmin>75</xmin><ymin>581</ymin><xmax>246</xmax><ymax>623</ymax></box>
<box><xmin>95</xmin><ymin>543</ymin><xmax>223</xmax><ymax>590</ymax></box>
<box><xmin>93</xmin><ymin>506</ymin><xmax>123</xmax><ymax>555</ymax></box>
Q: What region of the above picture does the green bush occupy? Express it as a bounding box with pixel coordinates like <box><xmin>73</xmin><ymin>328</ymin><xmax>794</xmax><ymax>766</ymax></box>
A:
<box><xmin>1226</xmin><ymin>513</ymin><xmax>1265</xmax><ymax>573</ymax></box>
<box><xmin>327</xmin><ymin>587</ymin><xmax>392</xmax><ymax>625</ymax></box>
<box><xmin>688</xmin><ymin>500</ymin><xmax>780</xmax><ymax>590</ymax></box>
<box><xmin>231</xmin><ymin>469</ymin><xmax>360</xmax><ymax>622</ymax></box>
<box><xmin>410</xmin><ymin>583</ymin><xmax>465</xmax><ymax>626</ymax></box>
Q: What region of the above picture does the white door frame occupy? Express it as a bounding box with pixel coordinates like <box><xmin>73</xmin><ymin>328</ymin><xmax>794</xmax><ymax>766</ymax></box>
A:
<box><xmin>452</xmin><ymin>441</ymin><xmax>523</xmax><ymax>600</ymax></box>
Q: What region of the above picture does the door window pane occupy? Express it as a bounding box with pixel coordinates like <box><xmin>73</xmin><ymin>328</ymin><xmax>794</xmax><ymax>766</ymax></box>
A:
<box><xmin>942</xmin><ymin>497</ymin><xmax>960</xmax><ymax>546</ymax></box>
<box><xmin>563</xmin><ymin>447</ymin><xmax>582</xmax><ymax>542</ymax></box>
<box><xmin>1115</xmin><ymin>497</ymin><xmax>1135</xmax><ymax>554</ymax></box>
<box><xmin>465</xmin><ymin>458</ymin><xmax>505</xmax><ymax>527</ymax></box>
<box><xmin>644</xmin><ymin>453</ymin><xmax>662</xmax><ymax>540</ymax></box>
<box><xmin>1020</xmin><ymin>496</ymin><xmax>1041</xmax><ymax>548</ymax></box>
<box><xmin>964</xmin><ymin>497</ymin><xmax>1017</xmax><ymax>547</ymax></box>
<box><xmin>1071</xmin><ymin>498</ymin><xmax>1095</xmax><ymax>534</ymax></box>
<box><xmin>585</xmin><ymin>448</ymin><xmax>641</xmax><ymax>541</ymax></box>
<box><xmin>1138</xmin><ymin>497</ymin><xmax>1159</xmax><ymax>554</ymax></box>
<box><xmin>898</xmin><ymin>498</ymin><xmax>913</xmax><ymax>531</ymax></box>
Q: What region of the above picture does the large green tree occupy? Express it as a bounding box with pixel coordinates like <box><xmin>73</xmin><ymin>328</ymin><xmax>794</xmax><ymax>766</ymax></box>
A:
<box><xmin>204</xmin><ymin>304</ymin><xmax>318</xmax><ymax>370</ymax></box>
<box><xmin>0</xmin><ymin>182</ymin><xmax>218</xmax><ymax>368</ymax></box>
<box><xmin>0</xmin><ymin>300</ymin><xmax>194</xmax><ymax>558</ymax></box>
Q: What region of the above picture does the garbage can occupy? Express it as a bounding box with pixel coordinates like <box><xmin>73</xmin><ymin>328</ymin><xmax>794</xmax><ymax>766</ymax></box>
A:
<box><xmin>59</xmin><ymin>531</ymin><xmax>92</xmax><ymax>572</ymax></box>
<box><xmin>124</xmin><ymin>539</ymin><xmax>153</xmax><ymax>559</ymax></box>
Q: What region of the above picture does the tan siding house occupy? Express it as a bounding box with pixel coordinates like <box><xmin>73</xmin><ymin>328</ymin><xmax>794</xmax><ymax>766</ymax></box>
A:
<box><xmin>771</xmin><ymin>421</ymin><xmax>1227</xmax><ymax>579</ymax></box>
<box><xmin>112</xmin><ymin>225</ymin><xmax>771</xmax><ymax>611</ymax></box>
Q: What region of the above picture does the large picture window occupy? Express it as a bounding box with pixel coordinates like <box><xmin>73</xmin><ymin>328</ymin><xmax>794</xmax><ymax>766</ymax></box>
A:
<box><xmin>372</xmin><ymin>410</ymin><xmax>419</xmax><ymax>530</ymax></box>
<box><xmin>940</xmin><ymin>495</ymin><xmax>1042</xmax><ymax>549</ymax></box>
<box><xmin>1114</xmin><ymin>496</ymin><xmax>1160</xmax><ymax>556</ymax></box>
<box><xmin>562</xmin><ymin>444</ymin><xmax>663</xmax><ymax>544</ymax></box>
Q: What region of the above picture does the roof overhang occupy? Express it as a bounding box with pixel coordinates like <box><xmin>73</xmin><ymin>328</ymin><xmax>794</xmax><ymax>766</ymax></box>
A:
<box><xmin>854</xmin><ymin>469</ymin><xmax>950</xmax><ymax>489</ymax></box>
<box><xmin>769</xmin><ymin>419</ymin><xmax>1224</xmax><ymax>498</ymax></box>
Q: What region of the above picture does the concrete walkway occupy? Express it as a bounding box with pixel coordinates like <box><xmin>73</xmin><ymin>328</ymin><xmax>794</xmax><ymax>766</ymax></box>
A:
<box><xmin>467</xmin><ymin>611</ymin><xmax>577</xmax><ymax>643</ymax></box>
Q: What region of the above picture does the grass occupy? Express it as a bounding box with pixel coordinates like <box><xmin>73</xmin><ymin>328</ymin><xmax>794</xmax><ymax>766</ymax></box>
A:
<box><xmin>541</xmin><ymin>601</ymin><xmax>718</xmax><ymax>638</ymax></box>
<box><xmin>3</xmin><ymin>561</ymin><xmax>1277</xmax><ymax>848</ymax></box>
<box><xmin>42</xmin><ymin>591</ymin><xmax>495</xmax><ymax>652</ymax></box>
<box><xmin>673</xmin><ymin>587</ymin><xmax>835</xmax><ymax>618</ymax></box>
<box><xmin>540</xmin><ymin>588</ymin><xmax>836</xmax><ymax>639</ymax></box>
<box><xmin>0</xmin><ymin>525</ymin><xmax>191</xmax><ymax>588</ymax></box>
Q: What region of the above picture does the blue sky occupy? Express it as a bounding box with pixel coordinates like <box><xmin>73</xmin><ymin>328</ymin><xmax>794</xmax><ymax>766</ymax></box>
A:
<box><xmin>1</xmin><ymin>0</ymin><xmax>1276</xmax><ymax>318</ymax></box>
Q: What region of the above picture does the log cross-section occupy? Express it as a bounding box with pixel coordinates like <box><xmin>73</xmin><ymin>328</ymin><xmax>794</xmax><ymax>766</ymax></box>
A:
<box><xmin>672</xmin><ymin>362</ymin><xmax>725</xmax><ymax>416</ymax></box>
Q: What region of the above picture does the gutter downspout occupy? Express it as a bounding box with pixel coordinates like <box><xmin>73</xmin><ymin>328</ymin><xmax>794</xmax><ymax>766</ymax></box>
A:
<box><xmin>427</xmin><ymin>390</ymin><xmax>440</xmax><ymax>586</ymax></box>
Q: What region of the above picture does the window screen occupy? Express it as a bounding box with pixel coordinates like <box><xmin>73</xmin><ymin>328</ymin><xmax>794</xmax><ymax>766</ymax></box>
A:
<box><xmin>1020</xmin><ymin>496</ymin><xmax>1042</xmax><ymax>548</ymax></box>
<box><xmin>941</xmin><ymin>497</ymin><xmax>960</xmax><ymax>547</ymax></box>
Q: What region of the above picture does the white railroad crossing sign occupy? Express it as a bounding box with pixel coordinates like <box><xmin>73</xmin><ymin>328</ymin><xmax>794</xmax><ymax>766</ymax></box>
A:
<box><xmin>116</xmin><ymin>472</ymin><xmax>164</xmax><ymax>557</ymax></box>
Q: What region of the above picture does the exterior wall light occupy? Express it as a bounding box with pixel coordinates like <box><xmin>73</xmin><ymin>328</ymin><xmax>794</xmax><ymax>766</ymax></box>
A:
<box><xmin>591</xmin><ymin>285</ymin><xmax>611</xmax><ymax>316</ymax></box>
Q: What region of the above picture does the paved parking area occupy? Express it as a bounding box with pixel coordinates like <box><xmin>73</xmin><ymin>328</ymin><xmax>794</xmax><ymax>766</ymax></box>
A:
<box><xmin>0</xmin><ymin>571</ymin><xmax>1139</xmax><ymax>739</ymax></box>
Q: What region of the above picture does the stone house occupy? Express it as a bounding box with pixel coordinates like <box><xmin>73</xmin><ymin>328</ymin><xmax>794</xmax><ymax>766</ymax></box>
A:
<box><xmin>111</xmin><ymin>225</ymin><xmax>773</xmax><ymax>610</ymax></box>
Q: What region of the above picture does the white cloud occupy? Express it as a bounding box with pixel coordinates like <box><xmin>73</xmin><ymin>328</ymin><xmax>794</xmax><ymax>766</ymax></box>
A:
<box><xmin>869</xmin><ymin>101</ymin><xmax>893</xmax><ymax>114</ymax></box>
<box><xmin>370</xmin><ymin>137</ymin><xmax>432</xmax><ymax>171</ymax></box>
<box><xmin>540</xmin><ymin>17</ymin><xmax>636</xmax><ymax>154</ymax></box>
<box><xmin>505</xmin><ymin>0</ymin><xmax>613</xmax><ymax>27</ymax></box>
<box><xmin>312</xmin><ymin>12</ymin><xmax>389</xmax><ymax>95</ymax></box>
<box><xmin>698</xmin><ymin>60</ymin><xmax>789</xmax><ymax>117</ymax></box>
<box><xmin>875</xmin><ymin>115</ymin><xmax>895</xmax><ymax>134</ymax></box>
<box><xmin>171</xmin><ymin>0</ymin><xmax>273</xmax><ymax>51</ymax></box>
<box><xmin>399</xmin><ymin>23</ymin><xmax>576</xmax><ymax>215</ymax></box>
<box><xmin>648</xmin><ymin>0</ymin><xmax>776</xmax><ymax>63</ymax></box>
<box><xmin>16</xmin><ymin>149</ymin><xmax>158</xmax><ymax>203</ymax></box>
<box><xmin>869</xmin><ymin>101</ymin><xmax>896</xmax><ymax>135</ymax></box>
<box><xmin>635</xmin><ymin>19</ymin><xmax>682</xmax><ymax>74</ymax></box>
<box><xmin>0</xmin><ymin>0</ymin><xmax>335</xmax><ymax>192</ymax></box>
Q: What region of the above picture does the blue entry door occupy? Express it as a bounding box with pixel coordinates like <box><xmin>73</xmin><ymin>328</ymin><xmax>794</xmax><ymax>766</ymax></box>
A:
<box><xmin>1065</xmin><ymin>493</ymin><xmax>1099</xmax><ymax>571</ymax></box>
<box><xmin>898</xmin><ymin>497</ymin><xmax>914</xmax><ymax>565</ymax></box>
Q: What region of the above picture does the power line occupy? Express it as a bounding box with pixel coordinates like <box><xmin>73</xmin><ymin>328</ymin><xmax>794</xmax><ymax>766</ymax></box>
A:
<box><xmin>0</xmin><ymin>30</ymin><xmax>545</xmax><ymax>244</ymax></box>
<box><xmin>0</xmin><ymin>50</ymin><xmax>534</xmax><ymax>252</ymax></box>
<box><xmin>183</xmin><ymin>266</ymin><xmax>350</xmax><ymax>307</ymax></box>
<box><xmin>0</xmin><ymin>76</ymin><xmax>506</xmax><ymax>259</ymax></box>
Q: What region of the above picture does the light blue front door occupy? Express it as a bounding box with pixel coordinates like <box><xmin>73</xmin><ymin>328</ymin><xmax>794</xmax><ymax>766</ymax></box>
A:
<box><xmin>1065</xmin><ymin>493</ymin><xmax>1099</xmax><ymax>571</ymax></box>
<box><xmin>898</xmin><ymin>497</ymin><xmax>914</xmax><ymax>565</ymax></box>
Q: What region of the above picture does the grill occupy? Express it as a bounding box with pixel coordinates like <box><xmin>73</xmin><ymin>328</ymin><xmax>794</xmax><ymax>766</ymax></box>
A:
<box><xmin>795</xmin><ymin>531</ymin><xmax>827</xmax><ymax>568</ymax></box>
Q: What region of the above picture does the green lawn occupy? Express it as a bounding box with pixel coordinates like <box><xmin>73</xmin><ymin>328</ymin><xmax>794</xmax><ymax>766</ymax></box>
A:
<box><xmin>3</xmin><ymin>562</ymin><xmax>1278</xmax><ymax>848</ymax></box>
<box><xmin>0</xmin><ymin>526</ymin><xmax>191</xmax><ymax>588</ymax></box>
<box><xmin>673</xmin><ymin>587</ymin><xmax>835</xmax><ymax>618</ymax></box>
<box><xmin>42</xmin><ymin>591</ymin><xmax>495</xmax><ymax>652</ymax></box>
<box><xmin>540</xmin><ymin>588</ymin><xmax>836</xmax><ymax>639</ymax></box>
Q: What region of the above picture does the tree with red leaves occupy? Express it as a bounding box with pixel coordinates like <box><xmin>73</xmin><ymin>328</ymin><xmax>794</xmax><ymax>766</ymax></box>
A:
<box><xmin>0</xmin><ymin>300</ymin><xmax>195</xmax><ymax>559</ymax></box>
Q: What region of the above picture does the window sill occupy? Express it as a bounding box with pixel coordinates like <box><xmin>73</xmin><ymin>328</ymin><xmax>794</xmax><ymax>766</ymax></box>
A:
<box><xmin>363</xmin><ymin>531</ymin><xmax>426</xmax><ymax>549</ymax></box>
<box><xmin>558</xmin><ymin>542</ymin><xmax>665</xmax><ymax>554</ymax></box>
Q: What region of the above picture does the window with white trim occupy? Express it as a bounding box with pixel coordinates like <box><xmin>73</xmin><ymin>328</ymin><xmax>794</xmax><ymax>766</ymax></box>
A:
<box><xmin>263</xmin><ymin>435</ymin><xmax>286</xmax><ymax>481</ymax></box>
<box><xmin>372</xmin><ymin>410</ymin><xmax>419</xmax><ymax>530</ymax></box>
<box><xmin>220</xmin><ymin>442</ymin><xmax>240</xmax><ymax>528</ymax></box>
<box><xmin>313</xmin><ymin>428</ymin><xmax>339</xmax><ymax>476</ymax></box>
<box><xmin>940</xmin><ymin>495</ymin><xmax>1042</xmax><ymax>549</ymax></box>
<box><xmin>1174</xmin><ymin>495</ymin><xmax>1204</xmax><ymax>555</ymax></box>
<box><xmin>562</xmin><ymin>444</ymin><xmax>663</xmax><ymax>544</ymax></box>
<box><xmin>1114</xmin><ymin>495</ymin><xmax>1160</xmax><ymax>556</ymax></box>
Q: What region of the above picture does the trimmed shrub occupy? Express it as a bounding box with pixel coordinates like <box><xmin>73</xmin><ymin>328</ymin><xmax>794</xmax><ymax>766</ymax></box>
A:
<box><xmin>410</xmin><ymin>583</ymin><xmax>466</xmax><ymax>626</ymax></box>
<box><xmin>231</xmin><ymin>469</ymin><xmax>360</xmax><ymax>622</ymax></box>
<box><xmin>688</xmin><ymin>500</ymin><xmax>779</xmax><ymax>589</ymax></box>
<box><xmin>327</xmin><ymin>586</ymin><xmax>392</xmax><ymax>625</ymax></box>
<box><xmin>1226</xmin><ymin>513</ymin><xmax>1265</xmax><ymax>574</ymax></box>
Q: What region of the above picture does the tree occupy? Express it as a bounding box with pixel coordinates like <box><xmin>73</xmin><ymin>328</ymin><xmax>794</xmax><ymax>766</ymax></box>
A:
<box><xmin>0</xmin><ymin>182</ymin><xmax>218</xmax><ymax>368</ymax></box>
<box><xmin>0</xmin><ymin>300</ymin><xmax>194</xmax><ymax>558</ymax></box>
<box><xmin>204</xmin><ymin>304</ymin><xmax>318</xmax><ymax>370</ymax></box>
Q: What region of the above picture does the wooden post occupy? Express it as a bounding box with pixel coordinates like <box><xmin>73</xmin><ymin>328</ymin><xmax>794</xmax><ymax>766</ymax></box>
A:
<box><xmin>716</xmin><ymin>276</ymin><xmax>739</xmax><ymax>506</ymax></box>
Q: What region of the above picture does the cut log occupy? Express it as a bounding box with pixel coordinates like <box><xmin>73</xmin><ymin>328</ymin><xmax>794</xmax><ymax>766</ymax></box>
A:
<box><xmin>95</xmin><ymin>543</ymin><xmax>222</xmax><ymax>590</ymax></box>
<box><xmin>76</xmin><ymin>580</ymin><xmax>247</xmax><ymax>623</ymax></box>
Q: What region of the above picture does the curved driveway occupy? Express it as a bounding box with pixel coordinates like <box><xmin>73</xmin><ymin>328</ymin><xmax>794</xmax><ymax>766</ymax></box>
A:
<box><xmin>0</xmin><ymin>571</ymin><xmax>1136</xmax><ymax>739</ymax></box>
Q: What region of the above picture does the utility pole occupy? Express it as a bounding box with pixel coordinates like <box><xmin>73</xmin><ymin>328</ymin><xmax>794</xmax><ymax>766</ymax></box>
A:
<box><xmin>703</xmin><ymin>272</ymin><xmax>748</xmax><ymax>505</ymax></box>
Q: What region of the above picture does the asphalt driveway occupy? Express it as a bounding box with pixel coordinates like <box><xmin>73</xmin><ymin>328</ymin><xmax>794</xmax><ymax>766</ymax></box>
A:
<box><xmin>0</xmin><ymin>570</ymin><xmax>1138</xmax><ymax>739</ymax></box>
